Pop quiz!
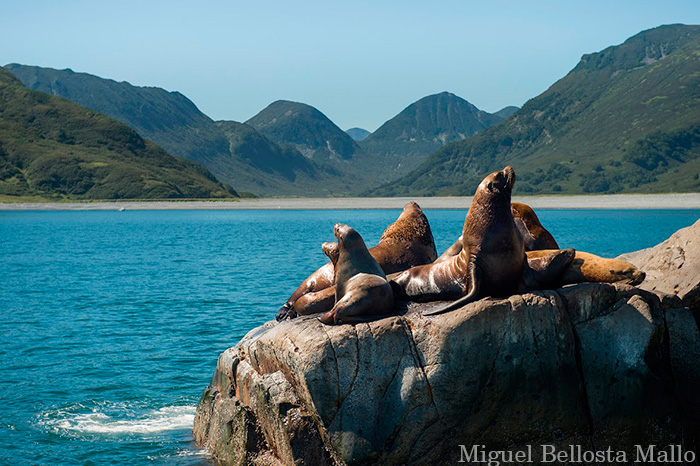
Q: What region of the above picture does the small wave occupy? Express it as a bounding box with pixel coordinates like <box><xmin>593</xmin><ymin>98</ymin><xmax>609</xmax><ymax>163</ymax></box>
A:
<box><xmin>40</xmin><ymin>401</ymin><xmax>196</xmax><ymax>435</ymax></box>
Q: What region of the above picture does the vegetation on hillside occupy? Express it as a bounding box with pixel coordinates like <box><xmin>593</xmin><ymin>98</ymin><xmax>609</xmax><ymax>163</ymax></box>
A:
<box><xmin>246</xmin><ymin>100</ymin><xmax>359</xmax><ymax>160</ymax></box>
<box><xmin>370</xmin><ymin>24</ymin><xmax>700</xmax><ymax>196</ymax></box>
<box><xmin>215</xmin><ymin>120</ymin><xmax>360</xmax><ymax>196</ymax></box>
<box><xmin>6</xmin><ymin>64</ymin><xmax>233</xmax><ymax>169</ymax></box>
<box><xmin>0</xmin><ymin>68</ymin><xmax>236</xmax><ymax>200</ymax></box>
<box><xmin>359</xmin><ymin>92</ymin><xmax>507</xmax><ymax>179</ymax></box>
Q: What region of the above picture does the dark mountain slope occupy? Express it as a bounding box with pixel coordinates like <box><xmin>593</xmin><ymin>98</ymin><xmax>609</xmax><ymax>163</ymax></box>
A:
<box><xmin>493</xmin><ymin>106</ymin><xmax>520</xmax><ymax>119</ymax></box>
<box><xmin>346</xmin><ymin>127</ymin><xmax>371</xmax><ymax>141</ymax></box>
<box><xmin>215</xmin><ymin>121</ymin><xmax>359</xmax><ymax>196</ymax></box>
<box><xmin>5</xmin><ymin>65</ymin><xmax>362</xmax><ymax>197</ymax></box>
<box><xmin>0</xmin><ymin>68</ymin><xmax>236</xmax><ymax>200</ymax></box>
<box><xmin>5</xmin><ymin>63</ymin><xmax>231</xmax><ymax>169</ymax></box>
<box><xmin>246</xmin><ymin>100</ymin><xmax>359</xmax><ymax>161</ymax></box>
<box><xmin>359</xmin><ymin>92</ymin><xmax>505</xmax><ymax>178</ymax></box>
<box><xmin>371</xmin><ymin>24</ymin><xmax>700</xmax><ymax>196</ymax></box>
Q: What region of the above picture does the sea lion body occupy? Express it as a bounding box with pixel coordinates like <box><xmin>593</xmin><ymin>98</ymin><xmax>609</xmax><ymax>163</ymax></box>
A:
<box><xmin>526</xmin><ymin>250</ymin><xmax>645</xmax><ymax>286</ymax></box>
<box><xmin>434</xmin><ymin>202</ymin><xmax>558</xmax><ymax>264</ymax></box>
<box><xmin>278</xmin><ymin>202</ymin><xmax>436</xmax><ymax>319</ymax></box>
<box><xmin>392</xmin><ymin>166</ymin><xmax>526</xmax><ymax>314</ymax></box>
<box><xmin>282</xmin><ymin>263</ymin><xmax>335</xmax><ymax>312</ymax></box>
<box><xmin>318</xmin><ymin>224</ymin><xmax>394</xmax><ymax>325</ymax></box>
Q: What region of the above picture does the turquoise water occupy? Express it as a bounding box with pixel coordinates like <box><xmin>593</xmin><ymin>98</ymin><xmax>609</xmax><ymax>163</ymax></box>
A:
<box><xmin>1</xmin><ymin>208</ymin><xmax>699</xmax><ymax>465</ymax></box>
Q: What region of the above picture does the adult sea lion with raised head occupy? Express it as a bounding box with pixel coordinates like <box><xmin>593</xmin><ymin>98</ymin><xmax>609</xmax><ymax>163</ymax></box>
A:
<box><xmin>318</xmin><ymin>224</ymin><xmax>394</xmax><ymax>325</ymax></box>
<box><xmin>391</xmin><ymin>166</ymin><xmax>568</xmax><ymax>315</ymax></box>
<box><xmin>434</xmin><ymin>202</ymin><xmax>559</xmax><ymax>263</ymax></box>
<box><xmin>277</xmin><ymin>202</ymin><xmax>437</xmax><ymax>320</ymax></box>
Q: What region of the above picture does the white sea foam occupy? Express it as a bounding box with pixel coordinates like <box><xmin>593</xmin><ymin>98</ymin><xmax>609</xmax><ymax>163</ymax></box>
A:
<box><xmin>42</xmin><ymin>402</ymin><xmax>196</xmax><ymax>435</ymax></box>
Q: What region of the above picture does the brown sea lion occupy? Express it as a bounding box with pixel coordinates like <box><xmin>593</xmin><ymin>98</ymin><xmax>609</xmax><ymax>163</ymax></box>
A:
<box><xmin>511</xmin><ymin>202</ymin><xmax>559</xmax><ymax>250</ymax></box>
<box><xmin>526</xmin><ymin>250</ymin><xmax>645</xmax><ymax>286</ymax></box>
<box><xmin>434</xmin><ymin>202</ymin><xmax>558</xmax><ymax>263</ymax></box>
<box><xmin>391</xmin><ymin>167</ymin><xmax>567</xmax><ymax>316</ymax></box>
<box><xmin>277</xmin><ymin>202</ymin><xmax>437</xmax><ymax>320</ymax></box>
<box><xmin>318</xmin><ymin>224</ymin><xmax>394</xmax><ymax>325</ymax></box>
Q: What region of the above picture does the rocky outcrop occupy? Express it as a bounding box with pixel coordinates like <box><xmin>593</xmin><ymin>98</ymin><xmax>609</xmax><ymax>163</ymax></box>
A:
<box><xmin>619</xmin><ymin>218</ymin><xmax>700</xmax><ymax>311</ymax></box>
<box><xmin>194</xmin><ymin>281</ymin><xmax>700</xmax><ymax>465</ymax></box>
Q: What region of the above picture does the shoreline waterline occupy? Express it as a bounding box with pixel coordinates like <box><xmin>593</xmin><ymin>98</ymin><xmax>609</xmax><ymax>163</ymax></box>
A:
<box><xmin>2</xmin><ymin>193</ymin><xmax>700</xmax><ymax>211</ymax></box>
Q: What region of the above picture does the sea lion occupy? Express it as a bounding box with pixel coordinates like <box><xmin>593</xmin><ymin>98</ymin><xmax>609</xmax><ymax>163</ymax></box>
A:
<box><xmin>391</xmin><ymin>166</ymin><xmax>552</xmax><ymax>315</ymax></box>
<box><xmin>511</xmin><ymin>202</ymin><xmax>559</xmax><ymax>250</ymax></box>
<box><xmin>434</xmin><ymin>203</ymin><xmax>558</xmax><ymax>263</ymax></box>
<box><xmin>277</xmin><ymin>202</ymin><xmax>437</xmax><ymax>320</ymax></box>
<box><xmin>318</xmin><ymin>224</ymin><xmax>394</xmax><ymax>325</ymax></box>
<box><xmin>526</xmin><ymin>250</ymin><xmax>645</xmax><ymax>286</ymax></box>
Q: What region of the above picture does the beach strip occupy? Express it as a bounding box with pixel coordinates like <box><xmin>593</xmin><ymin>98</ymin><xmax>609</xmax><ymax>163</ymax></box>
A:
<box><xmin>2</xmin><ymin>193</ymin><xmax>700</xmax><ymax>211</ymax></box>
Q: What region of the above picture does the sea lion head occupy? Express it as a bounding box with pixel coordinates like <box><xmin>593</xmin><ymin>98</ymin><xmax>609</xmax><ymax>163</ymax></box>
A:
<box><xmin>334</xmin><ymin>223</ymin><xmax>366</xmax><ymax>251</ymax></box>
<box><xmin>478</xmin><ymin>166</ymin><xmax>516</xmax><ymax>197</ymax></box>
<box><xmin>322</xmin><ymin>242</ymin><xmax>339</xmax><ymax>265</ymax></box>
<box><xmin>403</xmin><ymin>201</ymin><xmax>421</xmax><ymax>212</ymax></box>
<box><xmin>378</xmin><ymin>201</ymin><xmax>436</xmax><ymax>250</ymax></box>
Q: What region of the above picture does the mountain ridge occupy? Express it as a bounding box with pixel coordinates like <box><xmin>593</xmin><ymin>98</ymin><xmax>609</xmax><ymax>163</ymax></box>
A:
<box><xmin>0</xmin><ymin>68</ymin><xmax>236</xmax><ymax>200</ymax></box>
<box><xmin>370</xmin><ymin>23</ymin><xmax>700</xmax><ymax>196</ymax></box>
<box><xmin>358</xmin><ymin>91</ymin><xmax>507</xmax><ymax>179</ymax></box>
<box><xmin>246</xmin><ymin>100</ymin><xmax>359</xmax><ymax>161</ymax></box>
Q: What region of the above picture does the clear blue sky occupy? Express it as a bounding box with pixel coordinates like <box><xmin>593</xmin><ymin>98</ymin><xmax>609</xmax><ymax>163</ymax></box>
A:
<box><xmin>2</xmin><ymin>1</ymin><xmax>699</xmax><ymax>131</ymax></box>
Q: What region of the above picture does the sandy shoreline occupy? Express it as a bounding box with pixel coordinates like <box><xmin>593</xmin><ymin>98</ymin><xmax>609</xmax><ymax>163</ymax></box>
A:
<box><xmin>2</xmin><ymin>193</ymin><xmax>700</xmax><ymax>211</ymax></box>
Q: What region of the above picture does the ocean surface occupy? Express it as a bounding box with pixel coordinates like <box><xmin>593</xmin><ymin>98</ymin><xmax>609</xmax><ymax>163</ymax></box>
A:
<box><xmin>1</xmin><ymin>208</ymin><xmax>699</xmax><ymax>465</ymax></box>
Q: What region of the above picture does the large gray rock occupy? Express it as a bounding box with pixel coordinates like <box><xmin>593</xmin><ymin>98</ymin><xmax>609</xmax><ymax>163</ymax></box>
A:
<box><xmin>619</xmin><ymin>218</ymin><xmax>700</xmax><ymax>310</ymax></box>
<box><xmin>194</xmin><ymin>282</ymin><xmax>700</xmax><ymax>465</ymax></box>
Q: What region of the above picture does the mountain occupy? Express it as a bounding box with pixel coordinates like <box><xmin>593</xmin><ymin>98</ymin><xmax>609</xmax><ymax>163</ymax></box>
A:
<box><xmin>372</xmin><ymin>24</ymin><xmax>700</xmax><ymax>196</ymax></box>
<box><xmin>0</xmin><ymin>68</ymin><xmax>236</xmax><ymax>200</ymax></box>
<box><xmin>346</xmin><ymin>127</ymin><xmax>371</xmax><ymax>141</ymax></box>
<box><xmin>4</xmin><ymin>65</ymin><xmax>360</xmax><ymax>197</ymax></box>
<box><xmin>493</xmin><ymin>106</ymin><xmax>520</xmax><ymax>119</ymax></box>
<box><xmin>359</xmin><ymin>92</ymin><xmax>506</xmax><ymax>178</ymax></box>
<box><xmin>5</xmin><ymin>63</ymin><xmax>231</xmax><ymax>169</ymax></box>
<box><xmin>215</xmin><ymin>121</ymin><xmax>359</xmax><ymax>196</ymax></box>
<box><xmin>246</xmin><ymin>100</ymin><xmax>359</xmax><ymax>161</ymax></box>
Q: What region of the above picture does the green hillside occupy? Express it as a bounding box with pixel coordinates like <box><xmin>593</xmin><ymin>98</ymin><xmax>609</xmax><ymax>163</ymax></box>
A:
<box><xmin>5</xmin><ymin>64</ymin><xmax>231</xmax><ymax>169</ymax></box>
<box><xmin>216</xmin><ymin>121</ymin><xmax>360</xmax><ymax>196</ymax></box>
<box><xmin>0</xmin><ymin>68</ymin><xmax>236</xmax><ymax>200</ymax></box>
<box><xmin>359</xmin><ymin>92</ymin><xmax>506</xmax><ymax>179</ymax></box>
<box><xmin>246</xmin><ymin>100</ymin><xmax>359</xmax><ymax>161</ymax></box>
<box><xmin>372</xmin><ymin>24</ymin><xmax>700</xmax><ymax>196</ymax></box>
<box><xmin>4</xmin><ymin>65</ymin><xmax>362</xmax><ymax>197</ymax></box>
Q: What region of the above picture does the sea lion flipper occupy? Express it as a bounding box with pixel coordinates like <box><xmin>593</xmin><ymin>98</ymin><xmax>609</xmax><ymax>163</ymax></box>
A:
<box><xmin>295</xmin><ymin>286</ymin><xmax>336</xmax><ymax>316</ymax></box>
<box><xmin>276</xmin><ymin>303</ymin><xmax>297</xmax><ymax>321</ymax></box>
<box><xmin>523</xmin><ymin>248</ymin><xmax>576</xmax><ymax>290</ymax></box>
<box><xmin>423</xmin><ymin>261</ymin><xmax>481</xmax><ymax>316</ymax></box>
